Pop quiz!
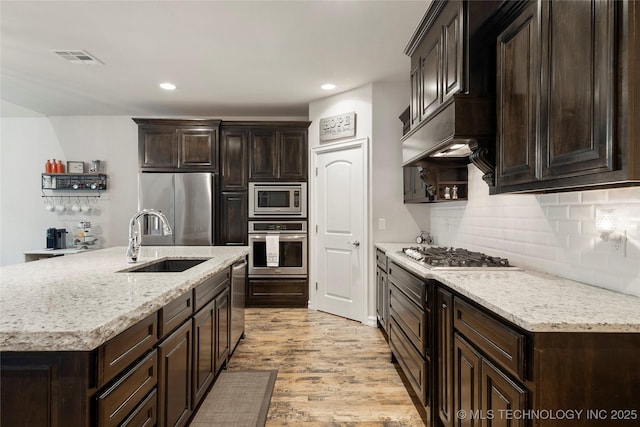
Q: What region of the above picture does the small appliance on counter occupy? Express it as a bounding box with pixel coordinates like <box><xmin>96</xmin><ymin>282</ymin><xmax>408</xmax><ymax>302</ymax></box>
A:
<box><xmin>74</xmin><ymin>221</ymin><xmax>97</xmax><ymax>248</ymax></box>
<box><xmin>46</xmin><ymin>228</ymin><xmax>68</xmax><ymax>249</ymax></box>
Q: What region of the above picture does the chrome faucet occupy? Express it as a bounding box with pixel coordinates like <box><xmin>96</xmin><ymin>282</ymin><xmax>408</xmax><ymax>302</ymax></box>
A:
<box><xmin>126</xmin><ymin>208</ymin><xmax>172</xmax><ymax>263</ymax></box>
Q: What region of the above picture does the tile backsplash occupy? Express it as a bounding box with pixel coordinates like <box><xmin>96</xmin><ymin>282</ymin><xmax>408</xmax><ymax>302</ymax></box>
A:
<box><xmin>430</xmin><ymin>166</ymin><xmax>640</xmax><ymax>297</ymax></box>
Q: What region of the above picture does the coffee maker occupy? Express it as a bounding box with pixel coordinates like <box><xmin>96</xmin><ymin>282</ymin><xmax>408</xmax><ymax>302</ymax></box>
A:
<box><xmin>46</xmin><ymin>228</ymin><xmax>67</xmax><ymax>249</ymax></box>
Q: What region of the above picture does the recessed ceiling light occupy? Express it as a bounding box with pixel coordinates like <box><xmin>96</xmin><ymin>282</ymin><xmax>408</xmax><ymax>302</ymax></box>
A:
<box><xmin>159</xmin><ymin>82</ymin><xmax>176</xmax><ymax>91</ymax></box>
<box><xmin>321</xmin><ymin>83</ymin><xmax>336</xmax><ymax>90</ymax></box>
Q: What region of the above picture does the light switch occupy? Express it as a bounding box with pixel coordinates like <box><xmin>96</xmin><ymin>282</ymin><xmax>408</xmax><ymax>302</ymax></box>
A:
<box><xmin>378</xmin><ymin>218</ymin><xmax>386</xmax><ymax>230</ymax></box>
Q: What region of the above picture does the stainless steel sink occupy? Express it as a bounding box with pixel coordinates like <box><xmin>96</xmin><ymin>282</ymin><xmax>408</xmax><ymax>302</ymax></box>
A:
<box><xmin>120</xmin><ymin>258</ymin><xmax>210</xmax><ymax>273</ymax></box>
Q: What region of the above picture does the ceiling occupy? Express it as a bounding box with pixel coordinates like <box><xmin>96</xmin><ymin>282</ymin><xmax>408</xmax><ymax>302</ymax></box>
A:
<box><xmin>0</xmin><ymin>0</ymin><xmax>428</xmax><ymax>118</ymax></box>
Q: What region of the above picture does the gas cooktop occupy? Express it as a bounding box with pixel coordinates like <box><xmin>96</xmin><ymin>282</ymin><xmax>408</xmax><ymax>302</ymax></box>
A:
<box><xmin>401</xmin><ymin>246</ymin><xmax>520</xmax><ymax>270</ymax></box>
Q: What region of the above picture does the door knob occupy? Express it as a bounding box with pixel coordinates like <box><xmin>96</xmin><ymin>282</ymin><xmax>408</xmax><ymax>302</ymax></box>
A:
<box><xmin>348</xmin><ymin>241</ymin><xmax>360</xmax><ymax>247</ymax></box>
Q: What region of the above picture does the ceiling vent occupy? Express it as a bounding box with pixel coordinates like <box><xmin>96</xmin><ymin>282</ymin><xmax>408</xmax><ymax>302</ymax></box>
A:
<box><xmin>50</xmin><ymin>50</ymin><xmax>103</xmax><ymax>65</ymax></box>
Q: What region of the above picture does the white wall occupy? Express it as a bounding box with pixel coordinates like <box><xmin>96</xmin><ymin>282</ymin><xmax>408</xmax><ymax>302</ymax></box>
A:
<box><xmin>372</xmin><ymin>81</ymin><xmax>430</xmax><ymax>242</ymax></box>
<box><xmin>430</xmin><ymin>166</ymin><xmax>640</xmax><ymax>297</ymax></box>
<box><xmin>0</xmin><ymin>114</ymin><xmax>139</xmax><ymax>265</ymax></box>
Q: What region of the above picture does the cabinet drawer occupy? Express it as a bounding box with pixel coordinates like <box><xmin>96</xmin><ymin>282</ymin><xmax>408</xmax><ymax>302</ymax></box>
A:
<box><xmin>453</xmin><ymin>298</ymin><xmax>525</xmax><ymax>380</ymax></box>
<box><xmin>246</xmin><ymin>279</ymin><xmax>309</xmax><ymax>307</ymax></box>
<box><xmin>389</xmin><ymin>318</ymin><xmax>428</xmax><ymax>406</ymax></box>
<box><xmin>99</xmin><ymin>312</ymin><xmax>158</xmax><ymax>387</ymax></box>
<box><xmin>120</xmin><ymin>388</ymin><xmax>157</xmax><ymax>427</ymax></box>
<box><xmin>159</xmin><ymin>291</ymin><xmax>193</xmax><ymax>339</ymax></box>
<box><xmin>96</xmin><ymin>350</ymin><xmax>158</xmax><ymax>427</ymax></box>
<box><xmin>376</xmin><ymin>249</ymin><xmax>388</xmax><ymax>271</ymax></box>
<box><xmin>388</xmin><ymin>261</ymin><xmax>428</xmax><ymax>309</ymax></box>
<box><xmin>390</xmin><ymin>283</ymin><xmax>427</xmax><ymax>355</ymax></box>
<box><xmin>193</xmin><ymin>268</ymin><xmax>230</xmax><ymax>312</ymax></box>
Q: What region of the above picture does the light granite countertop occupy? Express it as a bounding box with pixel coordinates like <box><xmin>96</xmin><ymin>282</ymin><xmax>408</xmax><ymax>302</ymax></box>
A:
<box><xmin>0</xmin><ymin>246</ymin><xmax>249</xmax><ymax>352</ymax></box>
<box><xmin>376</xmin><ymin>242</ymin><xmax>640</xmax><ymax>333</ymax></box>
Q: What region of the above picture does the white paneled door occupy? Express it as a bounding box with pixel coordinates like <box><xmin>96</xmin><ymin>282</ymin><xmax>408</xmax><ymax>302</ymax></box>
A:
<box><xmin>311</xmin><ymin>138</ymin><xmax>368</xmax><ymax>323</ymax></box>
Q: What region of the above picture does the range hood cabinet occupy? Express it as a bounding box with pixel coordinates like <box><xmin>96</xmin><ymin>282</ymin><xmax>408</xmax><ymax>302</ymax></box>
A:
<box><xmin>401</xmin><ymin>95</ymin><xmax>496</xmax><ymax>186</ymax></box>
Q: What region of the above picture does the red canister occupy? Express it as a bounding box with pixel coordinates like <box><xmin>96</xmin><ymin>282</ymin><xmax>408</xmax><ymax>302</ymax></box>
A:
<box><xmin>45</xmin><ymin>160</ymin><xmax>53</xmax><ymax>173</ymax></box>
<box><xmin>55</xmin><ymin>160</ymin><xmax>64</xmax><ymax>173</ymax></box>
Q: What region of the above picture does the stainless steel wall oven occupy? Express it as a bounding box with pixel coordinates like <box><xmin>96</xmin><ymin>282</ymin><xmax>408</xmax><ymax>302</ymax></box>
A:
<box><xmin>248</xmin><ymin>220</ymin><xmax>307</xmax><ymax>277</ymax></box>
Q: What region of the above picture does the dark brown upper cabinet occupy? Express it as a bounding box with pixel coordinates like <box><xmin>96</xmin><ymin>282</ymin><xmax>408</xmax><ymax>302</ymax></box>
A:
<box><xmin>495</xmin><ymin>1</ymin><xmax>539</xmax><ymax>187</ymax></box>
<box><xmin>220</xmin><ymin>128</ymin><xmax>248</xmax><ymax>191</ymax></box>
<box><xmin>409</xmin><ymin>0</ymin><xmax>465</xmax><ymax>129</ymax></box>
<box><xmin>402</xmin><ymin>0</ymin><xmax>498</xmax><ymax>185</ymax></box>
<box><xmin>495</xmin><ymin>0</ymin><xmax>640</xmax><ymax>193</ymax></box>
<box><xmin>134</xmin><ymin>119</ymin><xmax>220</xmax><ymax>172</ymax></box>
<box><xmin>249</xmin><ymin>125</ymin><xmax>309</xmax><ymax>182</ymax></box>
<box><xmin>406</xmin><ymin>0</ymin><xmax>498</xmax><ymax>130</ymax></box>
<box><xmin>279</xmin><ymin>130</ymin><xmax>308</xmax><ymax>181</ymax></box>
<box><xmin>250</xmin><ymin>128</ymin><xmax>278</xmax><ymax>180</ymax></box>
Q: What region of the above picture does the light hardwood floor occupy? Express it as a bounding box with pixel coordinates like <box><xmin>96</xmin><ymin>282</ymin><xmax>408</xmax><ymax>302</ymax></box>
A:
<box><xmin>226</xmin><ymin>308</ymin><xmax>428</xmax><ymax>426</ymax></box>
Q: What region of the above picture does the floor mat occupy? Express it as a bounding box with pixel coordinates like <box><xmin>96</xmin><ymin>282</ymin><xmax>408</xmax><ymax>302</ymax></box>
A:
<box><xmin>190</xmin><ymin>369</ymin><xmax>278</xmax><ymax>427</ymax></box>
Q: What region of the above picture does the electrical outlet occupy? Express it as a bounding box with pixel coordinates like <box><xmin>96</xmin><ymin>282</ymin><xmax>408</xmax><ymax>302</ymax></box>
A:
<box><xmin>378</xmin><ymin>218</ymin><xmax>386</xmax><ymax>230</ymax></box>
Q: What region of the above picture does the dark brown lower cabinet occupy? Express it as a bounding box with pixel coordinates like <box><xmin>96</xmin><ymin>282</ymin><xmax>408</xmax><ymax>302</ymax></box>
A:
<box><xmin>454</xmin><ymin>334</ymin><xmax>527</xmax><ymax>427</ymax></box>
<box><xmin>453</xmin><ymin>334</ymin><xmax>482</xmax><ymax>427</ymax></box>
<box><xmin>192</xmin><ymin>300</ymin><xmax>215</xmax><ymax>409</ymax></box>
<box><xmin>215</xmin><ymin>287</ymin><xmax>230</xmax><ymax>373</ymax></box>
<box><xmin>0</xmin><ymin>351</ymin><xmax>92</xmax><ymax>427</ymax></box>
<box><xmin>437</xmin><ymin>289</ymin><xmax>453</xmax><ymax>427</ymax></box>
<box><xmin>120</xmin><ymin>388</ymin><xmax>158</xmax><ymax>427</ymax></box>
<box><xmin>481</xmin><ymin>358</ymin><xmax>527</xmax><ymax>427</ymax></box>
<box><xmin>452</xmin><ymin>297</ymin><xmax>527</xmax><ymax>427</ymax></box>
<box><xmin>247</xmin><ymin>278</ymin><xmax>309</xmax><ymax>307</ymax></box>
<box><xmin>96</xmin><ymin>350</ymin><xmax>158</xmax><ymax>427</ymax></box>
<box><xmin>379</xmin><ymin>272</ymin><xmax>640</xmax><ymax>427</ymax></box>
<box><xmin>158</xmin><ymin>321</ymin><xmax>192</xmax><ymax>427</ymax></box>
<box><xmin>387</xmin><ymin>261</ymin><xmax>433</xmax><ymax>420</ymax></box>
<box><xmin>389</xmin><ymin>318</ymin><xmax>429</xmax><ymax>406</ymax></box>
<box><xmin>376</xmin><ymin>265</ymin><xmax>388</xmax><ymax>333</ymax></box>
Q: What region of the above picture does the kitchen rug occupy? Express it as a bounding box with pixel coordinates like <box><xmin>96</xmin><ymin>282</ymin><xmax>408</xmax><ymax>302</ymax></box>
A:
<box><xmin>190</xmin><ymin>369</ymin><xmax>278</xmax><ymax>427</ymax></box>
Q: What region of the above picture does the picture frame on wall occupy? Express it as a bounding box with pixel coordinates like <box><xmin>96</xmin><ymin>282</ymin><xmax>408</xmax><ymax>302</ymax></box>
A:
<box><xmin>319</xmin><ymin>111</ymin><xmax>356</xmax><ymax>143</ymax></box>
<box><xmin>67</xmin><ymin>161</ymin><xmax>84</xmax><ymax>173</ymax></box>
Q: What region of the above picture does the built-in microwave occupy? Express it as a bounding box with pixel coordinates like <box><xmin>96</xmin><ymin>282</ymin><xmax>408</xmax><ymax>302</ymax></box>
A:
<box><xmin>249</xmin><ymin>182</ymin><xmax>307</xmax><ymax>218</ymax></box>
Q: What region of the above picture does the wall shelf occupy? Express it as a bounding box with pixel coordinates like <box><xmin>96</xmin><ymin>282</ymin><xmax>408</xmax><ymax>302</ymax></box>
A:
<box><xmin>42</xmin><ymin>173</ymin><xmax>107</xmax><ymax>192</ymax></box>
<box><xmin>404</xmin><ymin>159</ymin><xmax>469</xmax><ymax>203</ymax></box>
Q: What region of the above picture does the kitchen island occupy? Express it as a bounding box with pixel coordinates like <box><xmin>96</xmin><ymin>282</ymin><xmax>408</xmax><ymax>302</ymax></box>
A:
<box><xmin>376</xmin><ymin>242</ymin><xmax>640</xmax><ymax>427</ymax></box>
<box><xmin>0</xmin><ymin>245</ymin><xmax>249</xmax><ymax>427</ymax></box>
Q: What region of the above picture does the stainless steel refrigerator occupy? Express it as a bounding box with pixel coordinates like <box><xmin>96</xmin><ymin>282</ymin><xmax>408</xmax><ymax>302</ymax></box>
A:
<box><xmin>138</xmin><ymin>173</ymin><xmax>215</xmax><ymax>245</ymax></box>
